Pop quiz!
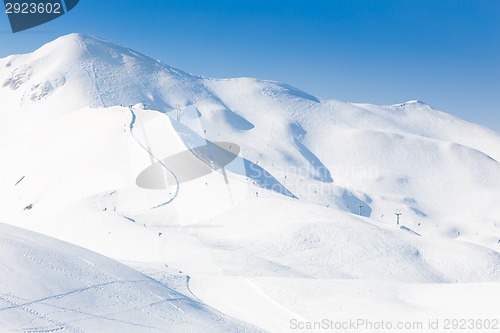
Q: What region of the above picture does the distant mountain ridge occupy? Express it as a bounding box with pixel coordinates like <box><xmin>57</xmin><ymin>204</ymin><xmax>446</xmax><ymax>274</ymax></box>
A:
<box><xmin>2</xmin><ymin>33</ymin><xmax>500</xmax><ymax>333</ymax></box>
<box><xmin>1</xmin><ymin>32</ymin><xmax>500</xmax><ymax>249</ymax></box>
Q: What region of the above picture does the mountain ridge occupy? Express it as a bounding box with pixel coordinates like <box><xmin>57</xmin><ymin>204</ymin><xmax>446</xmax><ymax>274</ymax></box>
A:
<box><xmin>1</xmin><ymin>33</ymin><xmax>500</xmax><ymax>332</ymax></box>
<box><xmin>2</xmin><ymin>33</ymin><xmax>500</xmax><ymax>237</ymax></box>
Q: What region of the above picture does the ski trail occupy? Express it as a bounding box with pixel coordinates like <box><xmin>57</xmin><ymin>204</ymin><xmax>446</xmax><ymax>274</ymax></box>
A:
<box><xmin>0</xmin><ymin>294</ymin><xmax>82</xmax><ymax>333</ymax></box>
<box><xmin>128</xmin><ymin>109</ymin><xmax>180</xmax><ymax>209</ymax></box>
<box><xmin>91</xmin><ymin>61</ymin><xmax>106</xmax><ymax>108</ymax></box>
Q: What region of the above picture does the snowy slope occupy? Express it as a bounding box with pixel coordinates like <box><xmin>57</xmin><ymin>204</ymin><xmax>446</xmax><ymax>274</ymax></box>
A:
<box><xmin>2</xmin><ymin>34</ymin><xmax>499</xmax><ymax>249</ymax></box>
<box><xmin>1</xmin><ymin>34</ymin><xmax>500</xmax><ymax>332</ymax></box>
<box><xmin>0</xmin><ymin>223</ymin><xmax>260</xmax><ymax>332</ymax></box>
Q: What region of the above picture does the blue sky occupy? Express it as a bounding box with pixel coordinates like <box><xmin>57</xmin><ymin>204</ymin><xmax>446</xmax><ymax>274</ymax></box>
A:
<box><xmin>1</xmin><ymin>0</ymin><xmax>499</xmax><ymax>131</ymax></box>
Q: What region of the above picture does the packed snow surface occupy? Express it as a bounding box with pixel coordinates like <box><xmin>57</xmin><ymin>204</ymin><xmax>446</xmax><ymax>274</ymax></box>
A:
<box><xmin>1</xmin><ymin>34</ymin><xmax>499</xmax><ymax>332</ymax></box>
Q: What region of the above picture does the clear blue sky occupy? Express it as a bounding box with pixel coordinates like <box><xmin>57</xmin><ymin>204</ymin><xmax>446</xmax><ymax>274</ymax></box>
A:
<box><xmin>1</xmin><ymin>0</ymin><xmax>499</xmax><ymax>131</ymax></box>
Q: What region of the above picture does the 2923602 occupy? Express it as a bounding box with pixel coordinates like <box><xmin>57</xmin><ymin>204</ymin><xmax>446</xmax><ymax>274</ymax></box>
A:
<box><xmin>5</xmin><ymin>2</ymin><xmax>62</xmax><ymax>14</ymax></box>
<box><xmin>443</xmin><ymin>319</ymin><xmax>499</xmax><ymax>330</ymax></box>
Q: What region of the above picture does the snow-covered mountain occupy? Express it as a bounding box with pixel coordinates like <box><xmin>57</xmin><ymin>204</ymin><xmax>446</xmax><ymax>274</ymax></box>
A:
<box><xmin>0</xmin><ymin>223</ymin><xmax>260</xmax><ymax>332</ymax></box>
<box><xmin>1</xmin><ymin>33</ymin><xmax>499</xmax><ymax>332</ymax></box>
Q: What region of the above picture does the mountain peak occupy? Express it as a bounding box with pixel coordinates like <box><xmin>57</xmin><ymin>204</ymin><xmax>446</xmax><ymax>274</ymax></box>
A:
<box><xmin>35</xmin><ymin>33</ymin><xmax>145</xmax><ymax>62</ymax></box>
<box><xmin>52</xmin><ymin>32</ymin><xmax>93</xmax><ymax>43</ymax></box>
<box><xmin>36</xmin><ymin>32</ymin><xmax>98</xmax><ymax>56</ymax></box>
<box><xmin>43</xmin><ymin>32</ymin><xmax>126</xmax><ymax>48</ymax></box>
<box><xmin>405</xmin><ymin>100</ymin><xmax>426</xmax><ymax>105</ymax></box>
<box><xmin>393</xmin><ymin>100</ymin><xmax>430</xmax><ymax>108</ymax></box>
<box><xmin>1</xmin><ymin>33</ymin><xmax>202</xmax><ymax>110</ymax></box>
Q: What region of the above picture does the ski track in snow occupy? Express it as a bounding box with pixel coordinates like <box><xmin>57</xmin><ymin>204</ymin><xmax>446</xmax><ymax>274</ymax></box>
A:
<box><xmin>0</xmin><ymin>237</ymin><xmax>171</xmax><ymax>331</ymax></box>
<box><xmin>128</xmin><ymin>108</ymin><xmax>180</xmax><ymax>209</ymax></box>
<box><xmin>1</xmin><ymin>33</ymin><xmax>500</xmax><ymax>333</ymax></box>
<box><xmin>0</xmin><ymin>224</ymin><xmax>260</xmax><ymax>332</ymax></box>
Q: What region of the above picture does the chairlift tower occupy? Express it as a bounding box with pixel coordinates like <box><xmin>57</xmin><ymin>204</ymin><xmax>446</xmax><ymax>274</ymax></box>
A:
<box><xmin>175</xmin><ymin>105</ymin><xmax>183</xmax><ymax>122</ymax></box>
<box><xmin>395</xmin><ymin>212</ymin><xmax>402</xmax><ymax>225</ymax></box>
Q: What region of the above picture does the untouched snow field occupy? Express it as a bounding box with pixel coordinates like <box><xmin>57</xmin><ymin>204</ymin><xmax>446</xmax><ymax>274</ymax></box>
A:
<box><xmin>1</xmin><ymin>34</ymin><xmax>499</xmax><ymax>332</ymax></box>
